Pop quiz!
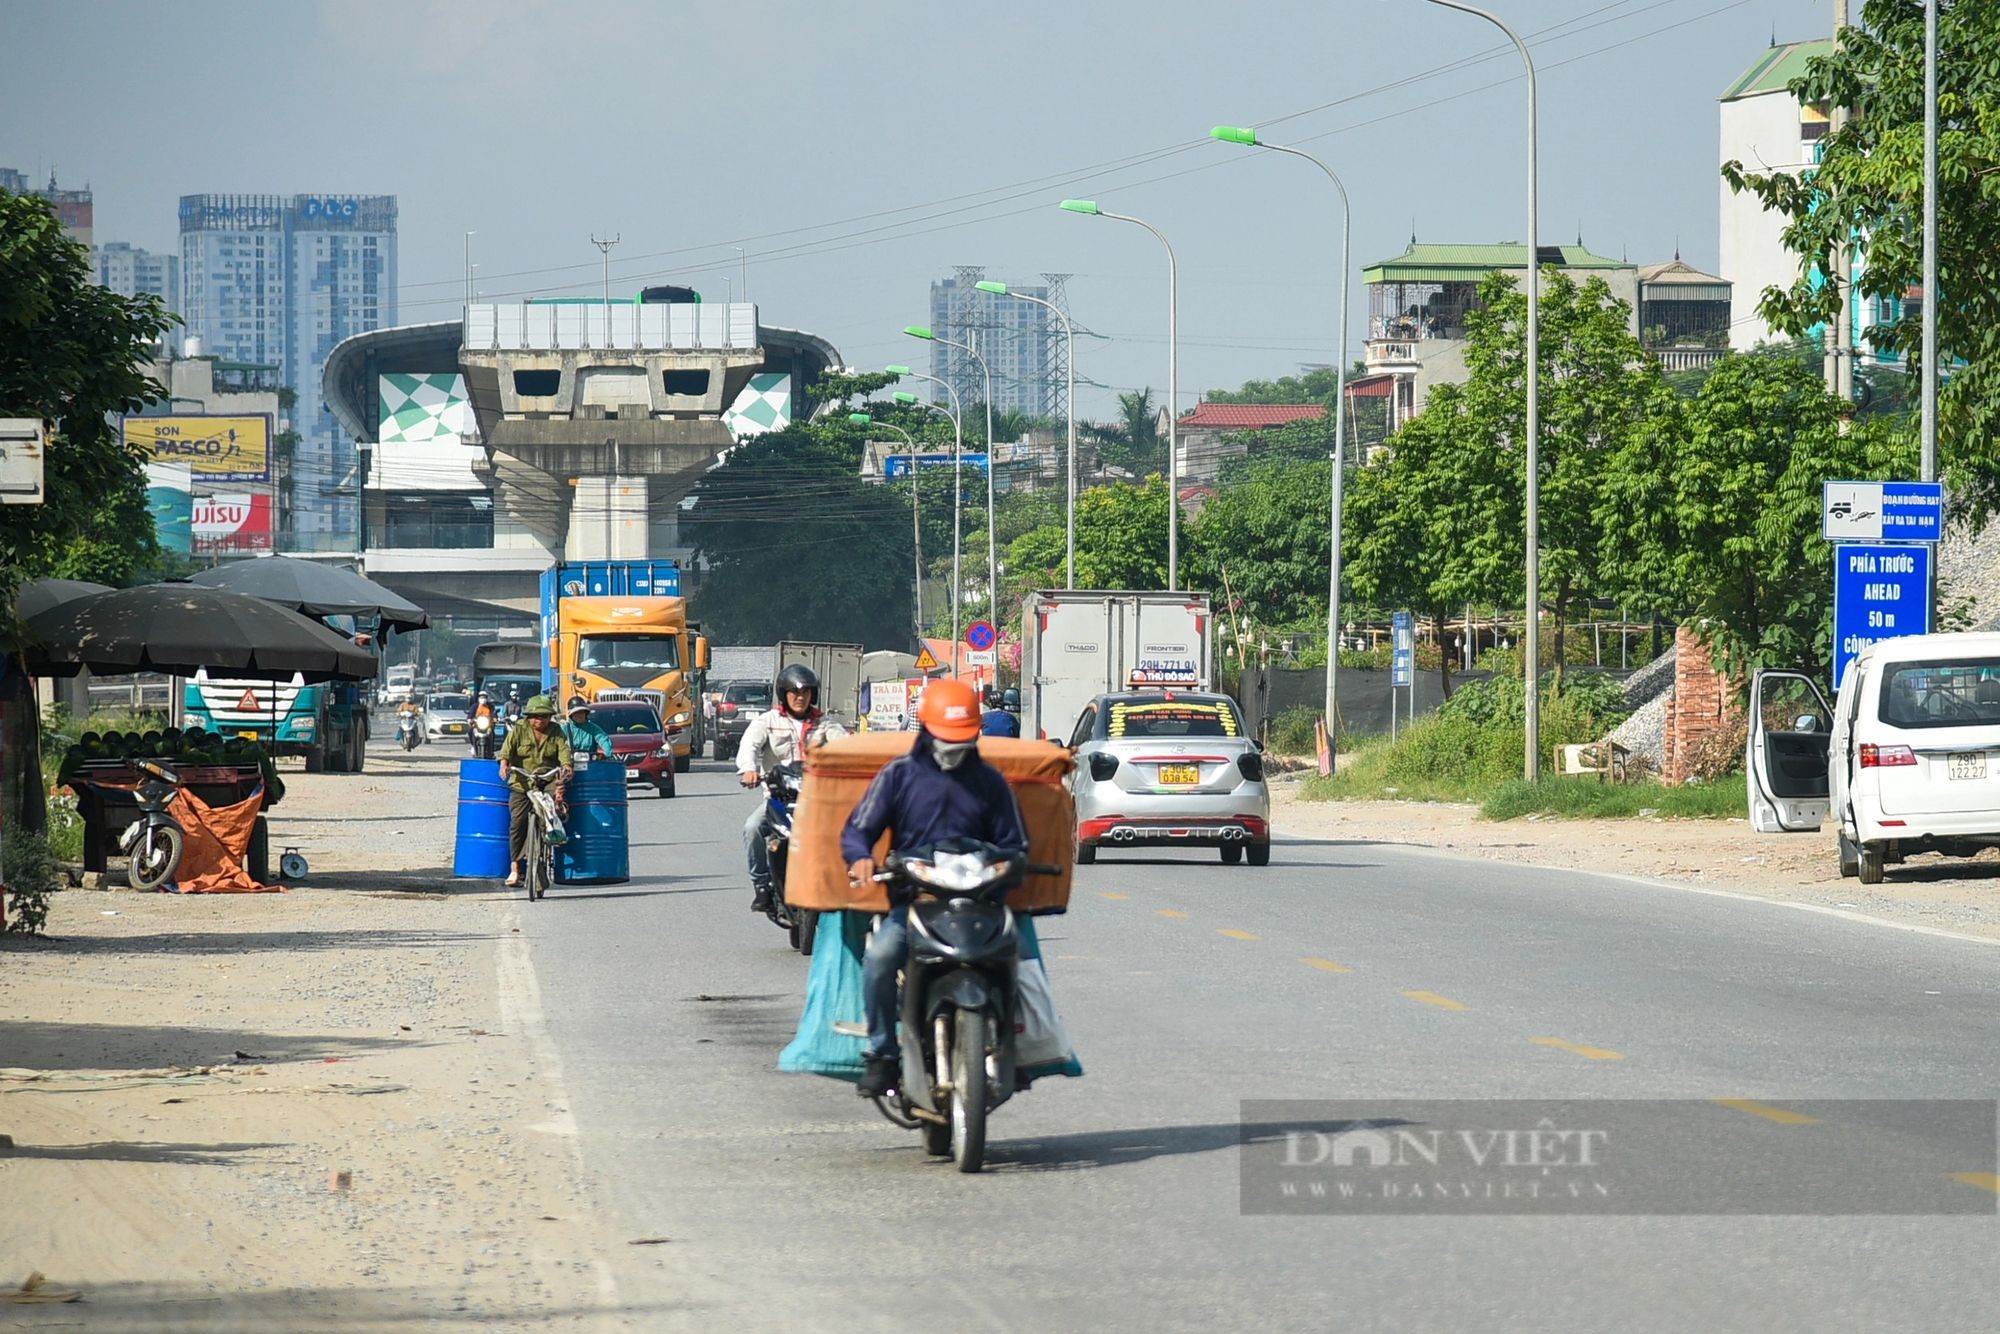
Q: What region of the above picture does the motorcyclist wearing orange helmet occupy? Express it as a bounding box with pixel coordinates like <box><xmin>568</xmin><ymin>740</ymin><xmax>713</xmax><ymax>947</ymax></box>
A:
<box><xmin>842</xmin><ymin>677</ymin><xmax>1029</xmax><ymax>1097</ymax></box>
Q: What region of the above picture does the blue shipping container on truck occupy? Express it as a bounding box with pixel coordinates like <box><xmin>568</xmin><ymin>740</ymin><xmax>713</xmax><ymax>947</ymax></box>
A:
<box><xmin>539</xmin><ymin>561</ymin><xmax>683</xmax><ymax>690</ymax></box>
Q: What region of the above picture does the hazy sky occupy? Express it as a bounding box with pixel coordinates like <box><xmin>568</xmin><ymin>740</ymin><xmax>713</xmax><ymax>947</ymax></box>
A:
<box><xmin>6</xmin><ymin>0</ymin><xmax>1832</xmax><ymax>418</ymax></box>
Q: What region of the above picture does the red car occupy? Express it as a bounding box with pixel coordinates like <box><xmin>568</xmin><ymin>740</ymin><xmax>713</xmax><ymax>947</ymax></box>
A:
<box><xmin>590</xmin><ymin>702</ymin><xmax>676</xmax><ymax>798</ymax></box>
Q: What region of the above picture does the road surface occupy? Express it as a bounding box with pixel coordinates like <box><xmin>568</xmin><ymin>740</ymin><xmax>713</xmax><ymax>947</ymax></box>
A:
<box><xmin>519</xmin><ymin>757</ymin><xmax>2000</xmax><ymax>1332</ymax></box>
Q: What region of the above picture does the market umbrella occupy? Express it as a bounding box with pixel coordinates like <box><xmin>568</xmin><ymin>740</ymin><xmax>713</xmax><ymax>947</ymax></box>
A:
<box><xmin>23</xmin><ymin>583</ymin><xmax>377</xmax><ymax>681</ymax></box>
<box><xmin>15</xmin><ymin>578</ymin><xmax>112</xmax><ymax>622</ymax></box>
<box><xmin>187</xmin><ymin>556</ymin><xmax>430</xmax><ymax>632</ymax></box>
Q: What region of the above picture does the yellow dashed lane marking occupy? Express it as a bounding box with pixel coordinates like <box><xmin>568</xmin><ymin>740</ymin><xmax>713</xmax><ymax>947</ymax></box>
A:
<box><xmin>1098</xmin><ymin>892</ymin><xmax>1129</xmax><ymax>900</ymax></box>
<box><xmin>1155</xmin><ymin>909</ymin><xmax>1188</xmax><ymax>918</ymax></box>
<box><xmin>1532</xmin><ymin>1036</ymin><xmax>1625</xmax><ymax>1061</ymax></box>
<box><xmin>1300</xmin><ymin>958</ymin><xmax>1350</xmax><ymax>972</ymax></box>
<box><xmin>1952</xmin><ymin>1173</ymin><xmax>2000</xmax><ymax>1194</ymax></box>
<box><xmin>1403</xmin><ymin>991</ymin><xmax>1468</xmax><ymax>1011</ymax></box>
<box><xmin>1714</xmin><ymin>1098</ymin><xmax>1820</xmax><ymax>1125</ymax></box>
<box><xmin>1218</xmin><ymin>929</ymin><xmax>1260</xmax><ymax>940</ymax></box>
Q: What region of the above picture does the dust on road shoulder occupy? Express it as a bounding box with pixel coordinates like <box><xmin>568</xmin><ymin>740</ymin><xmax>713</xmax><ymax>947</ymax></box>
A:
<box><xmin>0</xmin><ymin>742</ymin><xmax>648</xmax><ymax>1332</ymax></box>
<box><xmin>1271</xmin><ymin>781</ymin><xmax>2000</xmax><ymax>944</ymax></box>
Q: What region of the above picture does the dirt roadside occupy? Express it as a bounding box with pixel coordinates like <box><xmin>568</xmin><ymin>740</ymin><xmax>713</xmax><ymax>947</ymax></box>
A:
<box><xmin>1270</xmin><ymin>777</ymin><xmax>2000</xmax><ymax>945</ymax></box>
<box><xmin>0</xmin><ymin>739</ymin><xmax>645</xmax><ymax>1332</ymax></box>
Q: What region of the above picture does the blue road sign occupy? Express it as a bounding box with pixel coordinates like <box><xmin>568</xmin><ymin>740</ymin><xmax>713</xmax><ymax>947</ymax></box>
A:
<box><xmin>1823</xmin><ymin>480</ymin><xmax>1943</xmax><ymax>543</ymax></box>
<box><xmin>965</xmin><ymin>620</ymin><xmax>996</xmax><ymax>651</ymax></box>
<box><xmin>1391</xmin><ymin>611</ymin><xmax>1414</xmax><ymax>688</ymax></box>
<box><xmin>1833</xmin><ymin>543</ymin><xmax>1932</xmax><ymax>688</ymax></box>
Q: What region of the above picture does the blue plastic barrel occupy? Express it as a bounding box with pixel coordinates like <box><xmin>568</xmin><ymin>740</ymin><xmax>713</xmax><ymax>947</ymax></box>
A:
<box><xmin>454</xmin><ymin>759</ymin><xmax>513</xmax><ymax>878</ymax></box>
<box><xmin>557</xmin><ymin>757</ymin><xmax>629</xmax><ymax>884</ymax></box>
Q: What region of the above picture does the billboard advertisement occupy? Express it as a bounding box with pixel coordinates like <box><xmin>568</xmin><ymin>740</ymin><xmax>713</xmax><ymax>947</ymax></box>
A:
<box><xmin>191</xmin><ymin>492</ymin><xmax>273</xmax><ymax>553</ymax></box>
<box><xmin>124</xmin><ymin>414</ymin><xmax>271</xmax><ymax>481</ymax></box>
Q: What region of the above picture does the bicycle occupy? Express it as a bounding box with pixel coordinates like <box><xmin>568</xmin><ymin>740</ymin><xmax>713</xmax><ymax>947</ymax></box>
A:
<box><xmin>513</xmin><ymin>765</ymin><xmax>568</xmax><ymax>901</ymax></box>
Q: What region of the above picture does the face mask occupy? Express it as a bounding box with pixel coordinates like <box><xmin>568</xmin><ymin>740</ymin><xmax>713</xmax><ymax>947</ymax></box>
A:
<box><xmin>933</xmin><ymin>738</ymin><xmax>977</xmax><ymax>771</ymax></box>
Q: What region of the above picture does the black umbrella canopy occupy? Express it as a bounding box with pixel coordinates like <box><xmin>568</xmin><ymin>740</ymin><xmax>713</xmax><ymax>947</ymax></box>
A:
<box><xmin>187</xmin><ymin>556</ymin><xmax>430</xmax><ymax>632</ymax></box>
<box><xmin>23</xmin><ymin>583</ymin><xmax>378</xmax><ymax>681</ymax></box>
<box><xmin>16</xmin><ymin>578</ymin><xmax>113</xmax><ymax>623</ymax></box>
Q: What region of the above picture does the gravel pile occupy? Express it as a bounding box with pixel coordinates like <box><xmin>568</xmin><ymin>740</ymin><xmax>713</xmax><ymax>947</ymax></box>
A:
<box><xmin>1609</xmin><ymin>688</ymin><xmax>1672</xmax><ymax>771</ymax></box>
<box><xmin>1939</xmin><ymin>521</ymin><xmax>2000</xmax><ymax>630</ymax></box>
<box><xmin>1622</xmin><ymin>644</ymin><xmax>1677</xmax><ymax>708</ymax></box>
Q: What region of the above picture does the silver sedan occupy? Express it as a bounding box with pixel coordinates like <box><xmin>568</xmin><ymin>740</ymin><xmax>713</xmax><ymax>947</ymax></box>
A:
<box><xmin>1066</xmin><ymin>691</ymin><xmax>1271</xmax><ymax>865</ymax></box>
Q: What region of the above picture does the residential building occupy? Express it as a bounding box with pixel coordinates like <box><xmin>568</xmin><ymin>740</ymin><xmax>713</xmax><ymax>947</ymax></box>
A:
<box><xmin>928</xmin><ymin>268</ymin><xmax>1055</xmax><ymax>417</ymax></box>
<box><xmin>96</xmin><ymin>242</ymin><xmax>180</xmax><ymax>319</ymax></box>
<box><xmin>1718</xmin><ymin>39</ymin><xmax>1908</xmax><ymax>366</ymax></box>
<box><xmin>1158</xmin><ymin>402</ymin><xmax>1327</xmax><ymax>487</ymax></box>
<box><xmin>1637</xmin><ymin>259</ymin><xmax>1732</xmax><ymax>371</ymax></box>
<box><xmin>1356</xmin><ymin>241</ymin><xmax>1637</xmax><ymax>431</ymax></box>
<box><xmin>3</xmin><ymin>168</ymin><xmax>93</xmax><ymax>245</ymax></box>
<box><xmin>179</xmin><ymin>193</ymin><xmax>397</xmax><ymax>549</ymax></box>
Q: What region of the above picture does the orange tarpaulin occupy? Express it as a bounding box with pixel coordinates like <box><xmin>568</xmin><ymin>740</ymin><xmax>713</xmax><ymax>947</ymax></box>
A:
<box><xmin>786</xmin><ymin>733</ymin><xmax>1075</xmax><ymax>914</ymax></box>
<box><xmin>165</xmin><ymin>785</ymin><xmax>280</xmax><ymax>894</ymax></box>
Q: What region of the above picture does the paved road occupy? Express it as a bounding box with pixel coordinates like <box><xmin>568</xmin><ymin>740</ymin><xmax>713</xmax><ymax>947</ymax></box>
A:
<box><xmin>521</xmin><ymin>757</ymin><xmax>2000</xmax><ymax>1332</ymax></box>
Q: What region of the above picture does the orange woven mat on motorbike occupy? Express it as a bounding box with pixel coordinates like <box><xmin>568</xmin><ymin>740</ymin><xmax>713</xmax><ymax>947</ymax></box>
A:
<box><xmin>165</xmin><ymin>786</ymin><xmax>280</xmax><ymax>894</ymax></box>
<box><xmin>786</xmin><ymin>733</ymin><xmax>1075</xmax><ymax>914</ymax></box>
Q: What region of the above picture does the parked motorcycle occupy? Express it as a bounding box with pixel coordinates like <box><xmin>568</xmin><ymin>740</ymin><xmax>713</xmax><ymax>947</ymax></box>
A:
<box><xmin>759</xmin><ymin>762</ymin><xmax>818</xmax><ymax>954</ymax></box>
<box><xmin>398</xmin><ymin>713</ymin><xmax>422</xmax><ymax>751</ymax></box>
<box><xmin>514</xmin><ymin>765</ymin><xmax>567</xmax><ymax>901</ymax></box>
<box><xmin>868</xmin><ymin>839</ymin><xmax>1039</xmax><ymax>1173</ymax></box>
<box><xmin>120</xmin><ymin>760</ymin><xmax>187</xmax><ymax>891</ymax></box>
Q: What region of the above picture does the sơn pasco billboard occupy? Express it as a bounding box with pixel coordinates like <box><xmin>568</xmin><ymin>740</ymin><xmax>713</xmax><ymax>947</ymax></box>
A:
<box><xmin>191</xmin><ymin>492</ymin><xmax>272</xmax><ymax>552</ymax></box>
<box><xmin>123</xmin><ymin>414</ymin><xmax>271</xmax><ymax>481</ymax></box>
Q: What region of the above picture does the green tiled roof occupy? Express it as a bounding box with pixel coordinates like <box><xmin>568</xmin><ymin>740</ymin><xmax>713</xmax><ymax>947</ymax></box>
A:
<box><xmin>1720</xmin><ymin>38</ymin><xmax>1832</xmax><ymax>101</ymax></box>
<box><xmin>1361</xmin><ymin>242</ymin><xmax>1632</xmax><ymax>285</ymax></box>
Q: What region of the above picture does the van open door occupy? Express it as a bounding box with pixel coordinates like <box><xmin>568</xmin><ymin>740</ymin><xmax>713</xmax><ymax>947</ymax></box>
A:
<box><xmin>1747</xmin><ymin>670</ymin><xmax>1833</xmax><ymax>832</ymax></box>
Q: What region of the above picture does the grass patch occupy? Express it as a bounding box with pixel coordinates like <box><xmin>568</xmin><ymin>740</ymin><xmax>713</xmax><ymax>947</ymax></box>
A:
<box><xmin>1480</xmin><ymin>774</ymin><xmax>1746</xmax><ymax>821</ymax></box>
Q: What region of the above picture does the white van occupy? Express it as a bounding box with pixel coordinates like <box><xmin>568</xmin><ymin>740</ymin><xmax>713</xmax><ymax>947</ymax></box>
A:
<box><xmin>1753</xmin><ymin>632</ymin><xmax>2000</xmax><ymax>884</ymax></box>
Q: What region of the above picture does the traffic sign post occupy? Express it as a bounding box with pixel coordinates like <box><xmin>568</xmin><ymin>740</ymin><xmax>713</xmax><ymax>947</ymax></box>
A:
<box><xmin>965</xmin><ymin>621</ymin><xmax>996</xmax><ymax>651</ymax></box>
<box><xmin>1390</xmin><ymin>612</ymin><xmax>1413</xmax><ymax>741</ymax></box>
<box><xmin>1833</xmin><ymin>543</ymin><xmax>1931</xmax><ymax>688</ymax></box>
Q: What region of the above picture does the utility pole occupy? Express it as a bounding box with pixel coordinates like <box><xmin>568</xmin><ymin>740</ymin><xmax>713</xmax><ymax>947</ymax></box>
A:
<box><xmin>464</xmin><ymin>232</ymin><xmax>475</xmax><ymax>310</ymax></box>
<box><xmin>591</xmin><ymin>233</ymin><xmax>620</xmax><ymax>341</ymax></box>
<box><xmin>1921</xmin><ymin>0</ymin><xmax>1939</xmax><ymax>485</ymax></box>
<box><xmin>1827</xmin><ymin>0</ymin><xmax>1854</xmax><ymax>407</ymax></box>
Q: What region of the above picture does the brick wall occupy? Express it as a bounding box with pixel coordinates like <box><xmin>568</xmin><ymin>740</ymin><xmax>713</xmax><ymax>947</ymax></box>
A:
<box><xmin>1665</xmin><ymin>626</ymin><xmax>1736</xmax><ymax>783</ymax></box>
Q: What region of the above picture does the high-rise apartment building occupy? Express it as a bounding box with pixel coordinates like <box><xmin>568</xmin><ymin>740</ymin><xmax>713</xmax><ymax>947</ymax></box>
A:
<box><xmin>179</xmin><ymin>193</ymin><xmax>397</xmax><ymax>544</ymax></box>
<box><xmin>96</xmin><ymin>242</ymin><xmax>179</xmax><ymax>317</ymax></box>
<box><xmin>928</xmin><ymin>268</ymin><xmax>1055</xmax><ymax>418</ymax></box>
<box><xmin>2</xmin><ymin>168</ymin><xmax>93</xmax><ymax>245</ymax></box>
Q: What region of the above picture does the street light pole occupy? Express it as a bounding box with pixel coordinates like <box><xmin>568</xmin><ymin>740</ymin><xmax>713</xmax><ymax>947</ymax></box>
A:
<box><xmin>977</xmin><ymin>280</ymin><xmax>1077</xmax><ymax>588</ymax></box>
<box><xmin>1061</xmin><ymin>201</ymin><xmax>1180</xmax><ymax>589</ymax></box>
<box><xmin>1210</xmin><ymin>128</ymin><xmax>1353</xmax><ymax>769</ymax></box>
<box><xmin>1921</xmin><ymin>0</ymin><xmax>1938</xmax><ymax>485</ymax></box>
<box><xmin>891</xmin><ymin>374</ymin><xmax>965</xmax><ymax>674</ymax></box>
<box><xmin>1427</xmin><ymin>0</ymin><xmax>1540</xmax><ymax>782</ymax></box>
<box><xmin>852</xmin><ymin>413</ymin><xmax>924</xmax><ymax>639</ymax></box>
<box><xmin>590</xmin><ymin>233</ymin><xmax>620</xmax><ymax>340</ymax></box>
<box><xmin>906</xmin><ymin>327</ymin><xmax>997</xmax><ymax>649</ymax></box>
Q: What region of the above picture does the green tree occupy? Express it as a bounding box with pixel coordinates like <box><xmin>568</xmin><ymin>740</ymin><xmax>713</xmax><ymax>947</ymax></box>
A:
<box><xmin>1185</xmin><ymin>454</ymin><xmax>1329</xmax><ymax>629</ymax></box>
<box><xmin>1089</xmin><ymin>388</ymin><xmax>1163</xmax><ymax>475</ymax></box>
<box><xmin>1599</xmin><ymin>352</ymin><xmax>1913</xmax><ymax>679</ymax></box>
<box><xmin>1004</xmin><ymin>477</ymin><xmax>1169</xmax><ymax>595</ymax></box>
<box><xmin>1202</xmin><ymin>365</ymin><xmax>1346</xmax><ymax>404</ymax></box>
<box><xmin>1723</xmin><ymin>0</ymin><xmax>2000</xmax><ymax>511</ymax></box>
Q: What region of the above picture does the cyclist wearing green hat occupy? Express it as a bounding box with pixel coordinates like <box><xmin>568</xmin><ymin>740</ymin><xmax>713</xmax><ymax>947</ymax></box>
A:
<box><xmin>498</xmin><ymin>695</ymin><xmax>571</xmax><ymax>886</ymax></box>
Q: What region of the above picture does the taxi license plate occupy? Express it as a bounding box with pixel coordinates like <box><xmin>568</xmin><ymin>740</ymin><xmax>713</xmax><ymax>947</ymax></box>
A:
<box><xmin>1949</xmin><ymin>752</ymin><xmax>1987</xmax><ymax>780</ymax></box>
<box><xmin>1158</xmin><ymin>763</ymin><xmax>1200</xmax><ymax>785</ymax></box>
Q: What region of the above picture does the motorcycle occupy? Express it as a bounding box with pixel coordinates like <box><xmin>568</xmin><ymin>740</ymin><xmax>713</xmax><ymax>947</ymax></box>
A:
<box><xmin>470</xmin><ymin>712</ymin><xmax>497</xmax><ymax>760</ymax></box>
<box><xmin>513</xmin><ymin>765</ymin><xmax>568</xmax><ymax>901</ymax></box>
<box><xmin>760</xmin><ymin>762</ymin><xmax>816</xmax><ymax>955</ymax></box>
<box><xmin>398</xmin><ymin>713</ymin><xmax>422</xmax><ymax>751</ymax></box>
<box><xmin>867</xmin><ymin>839</ymin><xmax>1041</xmax><ymax>1173</ymax></box>
<box><xmin>119</xmin><ymin>760</ymin><xmax>187</xmax><ymax>891</ymax></box>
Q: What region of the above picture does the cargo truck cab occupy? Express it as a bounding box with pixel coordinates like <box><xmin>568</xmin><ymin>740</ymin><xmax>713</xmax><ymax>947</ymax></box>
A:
<box><xmin>549</xmin><ymin>598</ymin><xmax>708</xmax><ymax>771</ymax></box>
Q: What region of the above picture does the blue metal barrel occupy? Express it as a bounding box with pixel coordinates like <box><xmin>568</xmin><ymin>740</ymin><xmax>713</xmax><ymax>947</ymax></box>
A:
<box><xmin>453</xmin><ymin>759</ymin><xmax>512</xmax><ymax>878</ymax></box>
<box><xmin>557</xmin><ymin>756</ymin><xmax>629</xmax><ymax>884</ymax></box>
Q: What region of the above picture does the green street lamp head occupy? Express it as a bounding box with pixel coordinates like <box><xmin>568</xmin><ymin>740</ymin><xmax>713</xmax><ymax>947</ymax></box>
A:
<box><xmin>903</xmin><ymin>326</ymin><xmax>934</xmax><ymax>339</ymax></box>
<box><xmin>886</xmin><ymin>364</ymin><xmax>912</xmax><ymax>375</ymax></box>
<box><xmin>1211</xmin><ymin>125</ymin><xmax>1258</xmax><ymax>146</ymax></box>
<box><xmin>893</xmin><ymin>391</ymin><xmax>919</xmax><ymax>405</ymax></box>
<box><xmin>847</xmin><ymin>413</ymin><xmax>872</xmax><ymax>424</ymax></box>
<box><xmin>1059</xmin><ymin>199</ymin><xmax>1100</xmax><ymax>215</ymax></box>
<box><xmin>975</xmin><ymin>280</ymin><xmax>1008</xmax><ymax>295</ymax></box>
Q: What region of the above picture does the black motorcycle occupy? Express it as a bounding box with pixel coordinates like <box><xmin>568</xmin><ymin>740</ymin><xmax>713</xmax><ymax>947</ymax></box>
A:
<box><xmin>761</xmin><ymin>762</ymin><xmax>818</xmax><ymax>955</ymax></box>
<box><xmin>120</xmin><ymin>760</ymin><xmax>187</xmax><ymax>891</ymax></box>
<box><xmin>868</xmin><ymin>839</ymin><xmax>1036</xmax><ymax>1173</ymax></box>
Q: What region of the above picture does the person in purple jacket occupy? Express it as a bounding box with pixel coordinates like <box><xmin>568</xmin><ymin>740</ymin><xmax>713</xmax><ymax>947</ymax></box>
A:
<box><xmin>842</xmin><ymin>679</ymin><xmax>1029</xmax><ymax>1097</ymax></box>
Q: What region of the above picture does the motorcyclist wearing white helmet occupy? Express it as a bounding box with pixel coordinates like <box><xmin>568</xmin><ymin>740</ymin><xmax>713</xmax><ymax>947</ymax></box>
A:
<box><xmin>736</xmin><ymin>663</ymin><xmax>848</xmax><ymax>912</ymax></box>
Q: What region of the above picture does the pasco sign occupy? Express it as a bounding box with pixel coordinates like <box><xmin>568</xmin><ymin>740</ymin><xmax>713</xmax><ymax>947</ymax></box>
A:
<box><xmin>124</xmin><ymin>415</ymin><xmax>271</xmax><ymax>482</ymax></box>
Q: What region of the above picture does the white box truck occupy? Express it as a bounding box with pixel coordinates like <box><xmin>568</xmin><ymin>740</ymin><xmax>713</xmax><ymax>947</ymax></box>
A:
<box><xmin>1021</xmin><ymin>590</ymin><xmax>1214</xmax><ymax>742</ymax></box>
<box><xmin>776</xmin><ymin>640</ymin><xmax>865</xmax><ymax>729</ymax></box>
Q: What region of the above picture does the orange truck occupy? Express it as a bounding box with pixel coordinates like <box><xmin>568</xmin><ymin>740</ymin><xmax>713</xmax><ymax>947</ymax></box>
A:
<box><xmin>542</xmin><ymin>563</ymin><xmax>709</xmax><ymax>771</ymax></box>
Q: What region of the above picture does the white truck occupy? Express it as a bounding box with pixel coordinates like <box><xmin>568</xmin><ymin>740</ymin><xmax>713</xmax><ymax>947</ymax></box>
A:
<box><xmin>776</xmin><ymin>640</ymin><xmax>865</xmax><ymax>730</ymax></box>
<box><xmin>1020</xmin><ymin>590</ymin><xmax>1214</xmax><ymax>743</ymax></box>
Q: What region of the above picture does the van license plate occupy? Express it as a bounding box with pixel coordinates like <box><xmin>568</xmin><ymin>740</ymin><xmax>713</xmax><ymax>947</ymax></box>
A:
<box><xmin>1950</xmin><ymin>753</ymin><xmax>1987</xmax><ymax>780</ymax></box>
<box><xmin>1158</xmin><ymin>763</ymin><xmax>1200</xmax><ymax>785</ymax></box>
